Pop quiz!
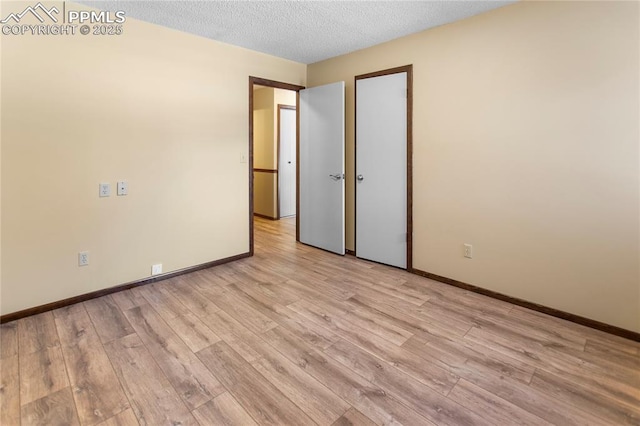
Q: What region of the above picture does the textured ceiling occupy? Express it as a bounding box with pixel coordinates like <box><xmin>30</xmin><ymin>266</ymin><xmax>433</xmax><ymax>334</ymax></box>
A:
<box><xmin>78</xmin><ymin>1</ymin><xmax>515</xmax><ymax>64</ymax></box>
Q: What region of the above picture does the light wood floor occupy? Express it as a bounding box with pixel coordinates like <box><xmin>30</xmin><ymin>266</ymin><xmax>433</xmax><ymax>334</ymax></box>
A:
<box><xmin>1</xmin><ymin>217</ymin><xmax>639</xmax><ymax>425</ymax></box>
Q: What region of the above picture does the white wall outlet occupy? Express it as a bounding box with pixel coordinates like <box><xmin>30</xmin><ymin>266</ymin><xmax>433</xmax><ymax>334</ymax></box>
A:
<box><xmin>464</xmin><ymin>243</ymin><xmax>473</xmax><ymax>259</ymax></box>
<box><xmin>99</xmin><ymin>183</ymin><xmax>111</xmax><ymax>197</ymax></box>
<box><xmin>78</xmin><ymin>251</ymin><xmax>89</xmax><ymax>266</ymax></box>
<box><xmin>151</xmin><ymin>264</ymin><xmax>163</xmax><ymax>276</ymax></box>
<box><xmin>117</xmin><ymin>181</ymin><xmax>128</xmax><ymax>196</ymax></box>
<box><xmin>240</xmin><ymin>152</ymin><xmax>247</xmax><ymax>163</ymax></box>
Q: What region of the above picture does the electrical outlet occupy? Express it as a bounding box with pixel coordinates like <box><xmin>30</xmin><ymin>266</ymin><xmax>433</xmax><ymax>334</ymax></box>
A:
<box><xmin>464</xmin><ymin>244</ymin><xmax>473</xmax><ymax>259</ymax></box>
<box><xmin>117</xmin><ymin>181</ymin><xmax>128</xmax><ymax>196</ymax></box>
<box><xmin>78</xmin><ymin>251</ymin><xmax>89</xmax><ymax>266</ymax></box>
<box><xmin>151</xmin><ymin>264</ymin><xmax>163</xmax><ymax>276</ymax></box>
<box><xmin>99</xmin><ymin>183</ymin><xmax>111</xmax><ymax>197</ymax></box>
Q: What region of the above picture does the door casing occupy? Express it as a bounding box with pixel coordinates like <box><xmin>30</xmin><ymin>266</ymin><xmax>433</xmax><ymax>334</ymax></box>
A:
<box><xmin>354</xmin><ymin>65</ymin><xmax>413</xmax><ymax>271</ymax></box>
<box><xmin>249</xmin><ymin>77</ymin><xmax>305</xmax><ymax>256</ymax></box>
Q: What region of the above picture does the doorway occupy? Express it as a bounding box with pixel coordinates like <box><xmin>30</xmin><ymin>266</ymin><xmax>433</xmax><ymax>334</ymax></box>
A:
<box><xmin>354</xmin><ymin>65</ymin><xmax>413</xmax><ymax>270</ymax></box>
<box><xmin>249</xmin><ymin>77</ymin><xmax>346</xmax><ymax>257</ymax></box>
<box><xmin>249</xmin><ymin>77</ymin><xmax>305</xmax><ymax>255</ymax></box>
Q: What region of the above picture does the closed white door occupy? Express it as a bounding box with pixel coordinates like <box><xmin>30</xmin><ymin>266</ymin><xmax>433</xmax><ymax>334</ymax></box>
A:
<box><xmin>299</xmin><ymin>82</ymin><xmax>345</xmax><ymax>255</ymax></box>
<box><xmin>278</xmin><ymin>107</ymin><xmax>296</xmax><ymax>218</ymax></box>
<box><xmin>356</xmin><ymin>72</ymin><xmax>407</xmax><ymax>268</ymax></box>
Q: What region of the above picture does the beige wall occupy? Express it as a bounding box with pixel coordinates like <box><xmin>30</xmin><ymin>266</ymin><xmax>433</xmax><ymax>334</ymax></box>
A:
<box><xmin>274</xmin><ymin>88</ymin><xmax>297</xmax><ymax>111</ymax></box>
<box><xmin>1</xmin><ymin>2</ymin><xmax>305</xmax><ymax>315</ymax></box>
<box><xmin>253</xmin><ymin>87</ymin><xmax>277</xmax><ymax>217</ymax></box>
<box><xmin>253</xmin><ymin>87</ymin><xmax>276</xmax><ymax>170</ymax></box>
<box><xmin>307</xmin><ymin>1</ymin><xmax>640</xmax><ymax>331</ymax></box>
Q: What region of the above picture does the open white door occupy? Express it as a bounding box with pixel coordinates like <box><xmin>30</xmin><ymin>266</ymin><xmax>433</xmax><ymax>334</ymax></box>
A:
<box><xmin>299</xmin><ymin>82</ymin><xmax>345</xmax><ymax>254</ymax></box>
<box><xmin>356</xmin><ymin>72</ymin><xmax>407</xmax><ymax>268</ymax></box>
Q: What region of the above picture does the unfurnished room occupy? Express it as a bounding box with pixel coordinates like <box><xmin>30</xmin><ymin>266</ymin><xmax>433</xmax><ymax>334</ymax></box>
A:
<box><xmin>0</xmin><ymin>0</ymin><xmax>639</xmax><ymax>425</ymax></box>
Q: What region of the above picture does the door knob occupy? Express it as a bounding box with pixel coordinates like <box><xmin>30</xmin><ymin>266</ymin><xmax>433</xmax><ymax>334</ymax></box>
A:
<box><xmin>357</xmin><ymin>174</ymin><xmax>364</xmax><ymax>181</ymax></box>
<box><xmin>329</xmin><ymin>174</ymin><xmax>344</xmax><ymax>181</ymax></box>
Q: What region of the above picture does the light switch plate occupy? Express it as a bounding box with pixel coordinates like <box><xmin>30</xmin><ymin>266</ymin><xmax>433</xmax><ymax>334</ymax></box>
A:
<box><xmin>117</xmin><ymin>181</ymin><xmax>128</xmax><ymax>196</ymax></box>
<box><xmin>99</xmin><ymin>183</ymin><xmax>111</xmax><ymax>197</ymax></box>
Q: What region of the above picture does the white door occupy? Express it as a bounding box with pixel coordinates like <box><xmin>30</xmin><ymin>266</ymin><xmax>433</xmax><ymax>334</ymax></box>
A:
<box><xmin>356</xmin><ymin>72</ymin><xmax>407</xmax><ymax>268</ymax></box>
<box><xmin>278</xmin><ymin>107</ymin><xmax>296</xmax><ymax>218</ymax></box>
<box><xmin>299</xmin><ymin>82</ymin><xmax>345</xmax><ymax>255</ymax></box>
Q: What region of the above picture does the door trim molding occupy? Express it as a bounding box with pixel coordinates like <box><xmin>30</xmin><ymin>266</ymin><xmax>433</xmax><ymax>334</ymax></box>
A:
<box><xmin>249</xmin><ymin>77</ymin><xmax>305</xmax><ymax>255</ymax></box>
<box><xmin>354</xmin><ymin>65</ymin><xmax>413</xmax><ymax>271</ymax></box>
<box><xmin>277</xmin><ymin>104</ymin><xmax>297</xmax><ymax>219</ymax></box>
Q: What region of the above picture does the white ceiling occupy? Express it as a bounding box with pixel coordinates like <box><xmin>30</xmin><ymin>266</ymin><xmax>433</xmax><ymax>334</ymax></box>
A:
<box><xmin>78</xmin><ymin>1</ymin><xmax>515</xmax><ymax>64</ymax></box>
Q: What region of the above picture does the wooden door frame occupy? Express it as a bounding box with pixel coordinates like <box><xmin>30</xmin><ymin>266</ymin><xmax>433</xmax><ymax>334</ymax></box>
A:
<box><xmin>354</xmin><ymin>65</ymin><xmax>414</xmax><ymax>271</ymax></box>
<box><xmin>249</xmin><ymin>77</ymin><xmax>305</xmax><ymax>256</ymax></box>
<box><xmin>276</xmin><ymin>104</ymin><xmax>297</xmax><ymax>219</ymax></box>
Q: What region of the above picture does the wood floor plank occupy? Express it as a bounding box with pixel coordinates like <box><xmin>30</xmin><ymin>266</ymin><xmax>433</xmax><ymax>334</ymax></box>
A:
<box><xmin>347</xmin><ymin>294</ymin><xmax>468</xmax><ymax>339</ymax></box>
<box><xmin>204</xmin><ymin>265</ymin><xmax>240</xmax><ymax>286</ymax></box>
<box><xmin>96</xmin><ymin>408</ymin><xmax>139</xmax><ymax>426</ymax></box>
<box><xmin>55</xmin><ymin>305</ymin><xmax>130</xmax><ymax>425</ymax></box>
<box><xmin>404</xmin><ymin>333</ymin><xmax>536</xmax><ymax>385</ymax></box>
<box><xmin>233</xmin><ymin>267</ymin><xmax>300</xmax><ymax>305</ymax></box>
<box><xmin>447</xmin><ymin>379</ymin><xmax>551</xmax><ymax>426</ymax></box>
<box><xmin>192</xmin><ymin>392</ymin><xmax>258</xmax><ymax>426</ymax></box>
<box><xmin>264</xmin><ymin>325</ymin><xmax>434</xmax><ymax>426</ymax></box>
<box><xmin>84</xmin><ymin>295</ymin><xmax>135</xmax><ymax>343</ymax></box>
<box><xmin>124</xmin><ymin>304</ymin><xmax>224</xmax><ymax>410</ymax></box>
<box><xmin>584</xmin><ymin>339</ymin><xmax>640</xmax><ymax>370</ymax></box>
<box><xmin>455</xmin><ymin>357</ymin><xmax>614</xmax><ymax>425</ymax></box>
<box><xmin>201</xmin><ymin>310</ymin><xmax>265</xmax><ymax>363</ymax></box>
<box><xmin>325</xmin><ymin>338</ymin><xmax>486</xmax><ymax>426</ymax></box>
<box><xmin>529</xmin><ymin>368</ymin><xmax>640</xmax><ymax>425</ymax></box>
<box><xmin>358</xmin><ymin>290</ymin><xmax>474</xmax><ymax>336</ymax></box>
<box><xmin>331</xmin><ymin>408</ymin><xmax>377</xmax><ymax>426</ymax></box>
<box><xmin>251</xmin><ymin>334</ymin><xmax>351</xmax><ymax>425</ymax></box>
<box><xmin>0</xmin><ymin>322</ymin><xmax>18</xmax><ymax>359</ymax></box>
<box><xmin>110</xmin><ymin>289</ymin><xmax>148</xmax><ymax>312</ymax></box>
<box><xmin>210</xmin><ymin>287</ymin><xmax>279</xmax><ymax>335</ymax></box>
<box><xmin>166</xmin><ymin>311</ymin><xmax>221</xmax><ymax>353</ymax></box>
<box><xmin>430</xmin><ymin>295</ymin><xmax>587</xmax><ymax>351</ymax></box>
<box><xmin>289</xmin><ymin>299</ymin><xmax>459</xmax><ymax>395</ymax></box>
<box><xmin>406</xmin><ymin>278</ymin><xmax>514</xmax><ymax>317</ymax></box>
<box><xmin>137</xmin><ymin>281</ymin><xmax>190</xmax><ymax>320</ymax></box>
<box><xmin>20</xmin><ymin>345</ymin><xmax>69</xmax><ymax>405</ymax></box>
<box><xmin>161</xmin><ymin>275</ymin><xmax>222</xmax><ymax>318</ymax></box>
<box><xmin>18</xmin><ymin>311</ymin><xmax>59</xmax><ymax>355</ymax></box>
<box><xmin>510</xmin><ymin>306</ymin><xmax>640</xmax><ymax>355</ymax></box>
<box><xmin>52</xmin><ymin>303</ymin><xmax>86</xmax><ymax>319</ymax></box>
<box><xmin>104</xmin><ymin>334</ymin><xmax>197</xmax><ymax>426</ymax></box>
<box><xmin>0</xmin><ymin>355</ymin><xmax>20</xmax><ymax>426</ymax></box>
<box><xmin>286</xmin><ymin>276</ymin><xmax>356</xmax><ymax>302</ymax></box>
<box><xmin>21</xmin><ymin>387</ymin><xmax>80</xmax><ymax>426</ymax></box>
<box><xmin>465</xmin><ymin>325</ymin><xmax>640</xmax><ymax>408</ymax></box>
<box><xmin>226</xmin><ymin>282</ymin><xmax>340</xmax><ymax>350</ymax></box>
<box><xmin>333</xmin><ymin>275</ymin><xmax>428</xmax><ymax>306</ymax></box>
<box><xmin>310</xmin><ymin>295</ymin><xmax>414</xmax><ymax>346</ymax></box>
<box><xmin>197</xmin><ymin>341</ymin><xmax>316</xmax><ymax>426</ymax></box>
